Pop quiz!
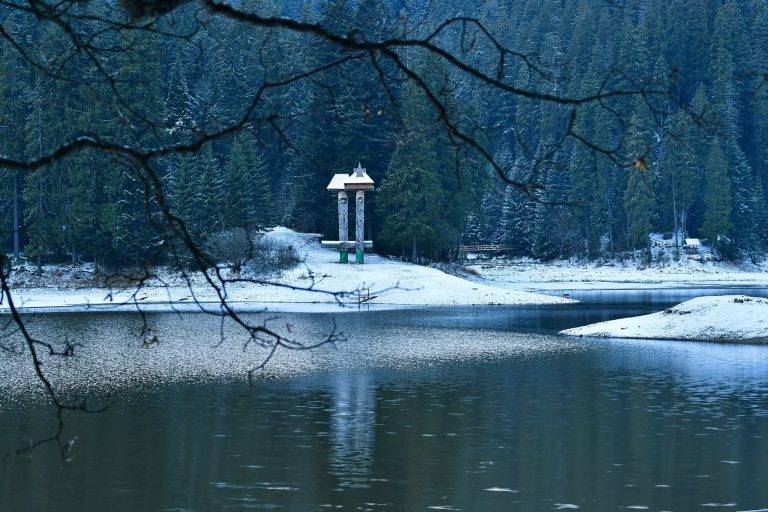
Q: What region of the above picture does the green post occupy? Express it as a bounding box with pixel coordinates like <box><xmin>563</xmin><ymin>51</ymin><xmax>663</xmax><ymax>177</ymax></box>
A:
<box><xmin>356</xmin><ymin>249</ymin><xmax>364</xmax><ymax>264</ymax></box>
<box><xmin>340</xmin><ymin>250</ymin><xmax>349</xmax><ymax>263</ymax></box>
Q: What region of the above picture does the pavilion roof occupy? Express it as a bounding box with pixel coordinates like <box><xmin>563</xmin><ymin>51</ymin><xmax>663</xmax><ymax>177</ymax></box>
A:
<box><xmin>326</xmin><ymin>173</ymin><xmax>349</xmax><ymax>191</ymax></box>
<box><xmin>326</xmin><ymin>163</ymin><xmax>375</xmax><ymax>191</ymax></box>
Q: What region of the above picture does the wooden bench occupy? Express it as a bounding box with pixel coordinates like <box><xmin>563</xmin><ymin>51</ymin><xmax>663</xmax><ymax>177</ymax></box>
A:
<box><xmin>321</xmin><ymin>241</ymin><xmax>374</xmax><ymax>251</ymax></box>
<box><xmin>458</xmin><ymin>244</ymin><xmax>514</xmax><ymax>257</ymax></box>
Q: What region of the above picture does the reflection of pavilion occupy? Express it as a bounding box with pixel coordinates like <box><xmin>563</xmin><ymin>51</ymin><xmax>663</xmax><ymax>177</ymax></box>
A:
<box><xmin>328</xmin><ymin>374</ymin><xmax>376</xmax><ymax>488</ymax></box>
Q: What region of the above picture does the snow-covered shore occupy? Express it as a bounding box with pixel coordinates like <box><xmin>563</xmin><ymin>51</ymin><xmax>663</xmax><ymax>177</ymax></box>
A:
<box><xmin>468</xmin><ymin>258</ymin><xmax>768</xmax><ymax>291</ymax></box>
<box><xmin>561</xmin><ymin>295</ymin><xmax>768</xmax><ymax>342</ymax></box>
<box><xmin>3</xmin><ymin>229</ymin><xmax>573</xmax><ymax>313</ymax></box>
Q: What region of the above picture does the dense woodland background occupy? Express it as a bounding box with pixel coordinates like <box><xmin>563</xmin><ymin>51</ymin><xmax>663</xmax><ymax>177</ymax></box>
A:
<box><xmin>1</xmin><ymin>0</ymin><xmax>767</xmax><ymax>268</ymax></box>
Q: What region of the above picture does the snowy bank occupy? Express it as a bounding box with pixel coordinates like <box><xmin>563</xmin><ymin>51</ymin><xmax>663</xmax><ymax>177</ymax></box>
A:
<box><xmin>3</xmin><ymin>228</ymin><xmax>573</xmax><ymax>313</ymax></box>
<box><xmin>561</xmin><ymin>295</ymin><xmax>768</xmax><ymax>342</ymax></box>
<box><xmin>465</xmin><ymin>234</ymin><xmax>768</xmax><ymax>291</ymax></box>
<box><xmin>468</xmin><ymin>258</ymin><xmax>768</xmax><ymax>291</ymax></box>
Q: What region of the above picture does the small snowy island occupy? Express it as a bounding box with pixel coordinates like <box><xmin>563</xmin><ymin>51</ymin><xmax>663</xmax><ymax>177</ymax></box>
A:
<box><xmin>562</xmin><ymin>295</ymin><xmax>768</xmax><ymax>343</ymax></box>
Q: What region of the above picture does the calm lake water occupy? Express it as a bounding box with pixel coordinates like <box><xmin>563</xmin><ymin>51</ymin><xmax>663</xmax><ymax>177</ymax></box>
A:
<box><xmin>2</xmin><ymin>288</ymin><xmax>768</xmax><ymax>511</ymax></box>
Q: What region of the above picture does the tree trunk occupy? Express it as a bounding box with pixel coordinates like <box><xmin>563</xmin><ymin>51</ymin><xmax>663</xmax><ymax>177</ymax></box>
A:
<box><xmin>672</xmin><ymin>188</ymin><xmax>680</xmax><ymax>260</ymax></box>
<box><xmin>411</xmin><ymin>237</ymin><xmax>417</xmax><ymax>263</ymax></box>
<box><xmin>680</xmin><ymin>209</ymin><xmax>687</xmax><ymax>241</ymax></box>
<box><xmin>672</xmin><ymin>188</ymin><xmax>679</xmax><ymax>246</ymax></box>
<box><xmin>12</xmin><ymin>171</ymin><xmax>20</xmax><ymax>260</ymax></box>
<box><xmin>609</xmin><ymin>219</ymin><xmax>615</xmax><ymax>258</ymax></box>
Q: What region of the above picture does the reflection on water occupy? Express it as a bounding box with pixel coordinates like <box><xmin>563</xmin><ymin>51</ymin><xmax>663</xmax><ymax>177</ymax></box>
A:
<box><xmin>2</xmin><ymin>289</ymin><xmax>768</xmax><ymax>511</ymax></box>
<box><xmin>328</xmin><ymin>374</ymin><xmax>376</xmax><ymax>490</ymax></box>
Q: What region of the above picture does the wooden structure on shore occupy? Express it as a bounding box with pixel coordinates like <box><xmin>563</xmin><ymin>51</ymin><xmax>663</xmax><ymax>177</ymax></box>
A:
<box><xmin>326</xmin><ymin>163</ymin><xmax>375</xmax><ymax>264</ymax></box>
<box><xmin>457</xmin><ymin>244</ymin><xmax>516</xmax><ymax>258</ymax></box>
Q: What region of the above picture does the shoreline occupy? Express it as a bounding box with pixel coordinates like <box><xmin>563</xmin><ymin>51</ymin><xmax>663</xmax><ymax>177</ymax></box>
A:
<box><xmin>4</xmin><ymin>281</ymin><xmax>768</xmax><ymax>315</ymax></box>
<box><xmin>518</xmin><ymin>280</ymin><xmax>768</xmax><ymax>291</ymax></box>
<box><xmin>466</xmin><ymin>260</ymin><xmax>768</xmax><ymax>292</ymax></box>
<box><xmin>2</xmin><ymin>297</ymin><xmax>576</xmax><ymax>315</ymax></box>
<box><xmin>5</xmin><ymin>229</ymin><xmax>768</xmax><ymax>315</ymax></box>
<box><xmin>2</xmin><ymin>229</ymin><xmax>575</xmax><ymax>313</ymax></box>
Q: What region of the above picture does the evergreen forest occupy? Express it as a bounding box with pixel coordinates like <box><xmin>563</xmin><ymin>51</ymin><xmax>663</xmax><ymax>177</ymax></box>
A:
<box><xmin>2</xmin><ymin>0</ymin><xmax>767</xmax><ymax>267</ymax></box>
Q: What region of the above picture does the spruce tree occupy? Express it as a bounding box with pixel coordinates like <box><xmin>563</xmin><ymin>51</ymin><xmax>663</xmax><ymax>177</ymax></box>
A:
<box><xmin>192</xmin><ymin>145</ymin><xmax>224</xmax><ymax>240</ymax></box>
<box><xmin>623</xmin><ymin>169</ymin><xmax>655</xmax><ymax>254</ymax></box>
<box><xmin>749</xmin><ymin>0</ymin><xmax>768</xmax><ymax>187</ymax></box>
<box><xmin>729</xmin><ymin>151</ymin><xmax>760</xmax><ymax>258</ymax></box>
<box><xmin>221</xmin><ymin>138</ymin><xmax>274</xmax><ymax>230</ymax></box>
<box><xmin>462</xmin><ymin>213</ymin><xmax>483</xmax><ymax>246</ymax></box>
<box><xmin>658</xmin><ymin>111</ymin><xmax>697</xmax><ymax>250</ymax></box>
<box><xmin>23</xmin><ymin>59</ymin><xmax>67</xmax><ymax>268</ymax></box>
<box><xmin>377</xmin><ymin>156</ymin><xmax>444</xmax><ymax>262</ymax></box>
<box><xmin>701</xmin><ymin>141</ymin><xmax>733</xmax><ymax>254</ymax></box>
<box><xmin>377</xmin><ymin>79</ymin><xmax>449</xmax><ymax>261</ymax></box>
<box><xmin>170</xmin><ymin>153</ymin><xmax>198</xmax><ymax>231</ymax></box>
<box><xmin>753</xmin><ymin>175</ymin><xmax>768</xmax><ymax>247</ymax></box>
<box><xmin>222</xmin><ymin>139</ymin><xmax>257</xmax><ymax>230</ymax></box>
<box><xmin>249</xmin><ymin>144</ymin><xmax>274</xmax><ymax>230</ymax></box>
<box><xmin>495</xmin><ymin>185</ymin><xmax>532</xmax><ymax>256</ymax></box>
<box><xmin>531</xmin><ymin>167</ymin><xmax>566</xmax><ymax>260</ymax></box>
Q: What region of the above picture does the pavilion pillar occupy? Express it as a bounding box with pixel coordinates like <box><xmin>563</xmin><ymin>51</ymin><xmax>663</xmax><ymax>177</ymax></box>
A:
<box><xmin>338</xmin><ymin>191</ymin><xmax>349</xmax><ymax>263</ymax></box>
<box><xmin>355</xmin><ymin>190</ymin><xmax>365</xmax><ymax>264</ymax></box>
<box><xmin>327</xmin><ymin>163</ymin><xmax>373</xmax><ymax>264</ymax></box>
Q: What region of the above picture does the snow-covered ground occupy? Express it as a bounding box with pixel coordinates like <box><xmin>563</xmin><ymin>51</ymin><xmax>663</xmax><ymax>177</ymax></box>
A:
<box><xmin>2</xmin><ymin>228</ymin><xmax>572</xmax><ymax>313</ymax></box>
<box><xmin>561</xmin><ymin>295</ymin><xmax>768</xmax><ymax>342</ymax></box>
<box><xmin>468</xmin><ymin>257</ymin><xmax>768</xmax><ymax>291</ymax></box>
<box><xmin>466</xmin><ymin>233</ymin><xmax>768</xmax><ymax>291</ymax></box>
